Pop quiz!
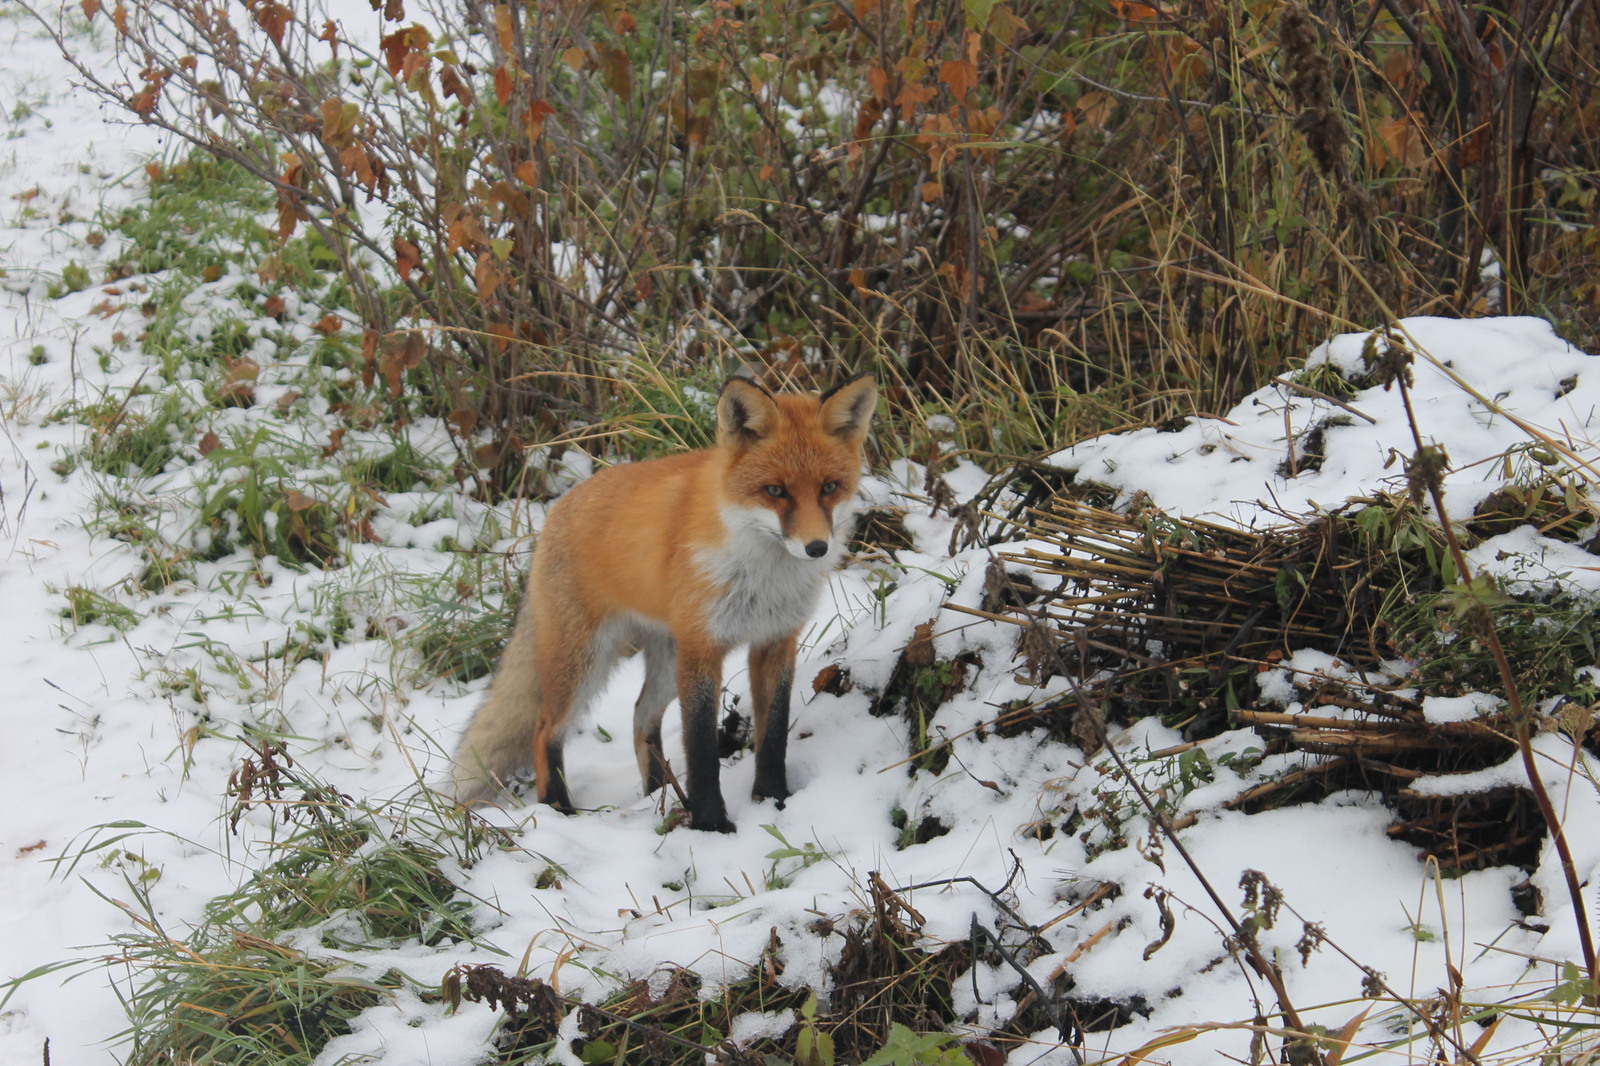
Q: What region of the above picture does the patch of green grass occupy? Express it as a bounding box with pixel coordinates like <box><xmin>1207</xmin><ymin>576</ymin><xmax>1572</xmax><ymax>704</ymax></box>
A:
<box><xmin>106</xmin><ymin>155</ymin><xmax>275</xmax><ymax>280</ymax></box>
<box><xmin>192</xmin><ymin>426</ymin><xmax>343</xmax><ymax>568</ymax></box>
<box><xmin>115</xmin><ymin>920</ymin><xmax>395</xmax><ymax>1066</ymax></box>
<box><xmin>1395</xmin><ymin>584</ymin><xmax>1600</xmax><ymax>707</ymax></box>
<box><xmin>60</xmin><ymin>585</ymin><xmax>138</xmax><ymax>631</ymax></box>
<box><xmin>9</xmin><ymin>738</ymin><xmax>510</xmax><ymax>1066</ymax></box>
<box><xmin>345</xmin><ymin>436</ymin><xmax>447</xmax><ymax>494</ymax></box>
<box><xmin>45</xmin><ymin>259</ymin><xmax>91</xmax><ymax>298</ymax></box>
<box><xmin>80</xmin><ymin>389</ymin><xmax>196</xmax><ymax>478</ymax></box>
<box><xmin>402</xmin><ymin>554</ymin><xmax>521</xmax><ymax>684</ymax></box>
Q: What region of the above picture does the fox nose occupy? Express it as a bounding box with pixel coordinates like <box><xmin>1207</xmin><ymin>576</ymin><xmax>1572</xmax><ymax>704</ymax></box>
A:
<box><xmin>804</xmin><ymin>539</ymin><xmax>829</xmax><ymax>559</ymax></box>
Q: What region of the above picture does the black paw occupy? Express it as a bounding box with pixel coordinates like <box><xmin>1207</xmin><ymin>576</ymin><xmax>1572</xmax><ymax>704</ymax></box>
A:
<box><xmin>691</xmin><ymin>812</ymin><xmax>737</xmax><ymax>833</ymax></box>
<box><xmin>752</xmin><ymin>778</ymin><xmax>790</xmax><ymax>808</ymax></box>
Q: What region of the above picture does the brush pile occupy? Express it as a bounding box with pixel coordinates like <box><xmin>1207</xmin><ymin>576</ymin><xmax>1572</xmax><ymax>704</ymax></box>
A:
<box><xmin>948</xmin><ymin>488</ymin><xmax>1587</xmax><ymax>872</ymax></box>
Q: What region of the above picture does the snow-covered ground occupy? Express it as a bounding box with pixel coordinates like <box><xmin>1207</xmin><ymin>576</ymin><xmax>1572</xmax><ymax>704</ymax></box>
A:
<box><xmin>3</xmin><ymin>7</ymin><xmax>1599</xmax><ymax>1066</ymax></box>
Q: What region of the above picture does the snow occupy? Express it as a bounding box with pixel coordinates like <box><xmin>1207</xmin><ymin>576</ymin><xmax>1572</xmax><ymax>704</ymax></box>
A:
<box><xmin>1050</xmin><ymin>313</ymin><xmax>1595</xmax><ymax>526</ymax></box>
<box><xmin>2</xmin><ymin>8</ymin><xmax>1599</xmax><ymax>1066</ymax></box>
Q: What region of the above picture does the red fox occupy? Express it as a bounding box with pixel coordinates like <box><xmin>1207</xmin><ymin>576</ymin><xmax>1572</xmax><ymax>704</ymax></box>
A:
<box><xmin>451</xmin><ymin>375</ymin><xmax>877</xmax><ymax>832</ymax></box>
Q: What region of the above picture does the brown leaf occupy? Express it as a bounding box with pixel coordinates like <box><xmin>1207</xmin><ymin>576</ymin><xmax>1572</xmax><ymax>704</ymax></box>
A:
<box><xmin>379</xmin><ymin>26</ymin><xmax>429</xmax><ymax>76</ymax></box>
<box><xmin>360</xmin><ymin>328</ymin><xmax>379</xmax><ymax>388</ymax></box>
<box><xmin>444</xmin><ymin>207</ymin><xmax>486</xmax><ymax>254</ymax></box>
<box><xmin>903</xmin><ymin>620</ymin><xmax>937</xmax><ymax>667</ymax></box>
<box><xmin>216</xmin><ymin>355</ymin><xmax>259</xmax><ymax>408</ymax></box>
<box><xmin>865</xmin><ymin>64</ymin><xmax>889</xmax><ymax>101</ymax></box>
<box><xmin>811</xmin><ymin>663</ymin><xmax>853</xmax><ymax>696</ymax></box>
<box><xmin>525</xmin><ymin>98</ymin><xmax>555</xmax><ymax>143</ymax></box>
<box><xmin>486</xmin><ymin>321</ymin><xmax>514</xmax><ymax>351</ymax></box>
<box><xmin>439</xmin><ymin>65</ymin><xmax>474</xmax><ymax>107</ymax></box>
<box><xmin>1076</xmin><ymin>91</ymin><xmax>1114</xmax><ymax>130</ymax></box>
<box><xmin>596</xmin><ymin>43</ymin><xmax>631</xmax><ymax>97</ymax></box>
<box><xmin>130</xmin><ymin>78</ymin><xmax>164</xmax><ymax>115</ymax></box>
<box><xmin>198</xmin><ymin>430</ymin><xmax>221</xmax><ymax>456</ymax></box>
<box><xmin>393</xmin><ymin>237</ymin><xmax>423</xmax><ymax>281</ymax></box>
<box><xmin>283</xmin><ymin>489</ymin><xmax>317</xmax><ymax>512</ymax></box>
<box><xmin>312</xmin><ymin>313</ymin><xmax>343</xmax><ymax>335</ymax></box>
<box><xmin>474</xmin><ymin>252</ymin><xmax>502</xmax><ymax>301</ymax></box>
<box><xmin>447</xmin><ymin>407</ymin><xmax>478</xmax><ymax>437</ymax></box>
<box><xmin>80</xmin><ymin>0</ymin><xmax>100</xmax><ymax>21</ymax></box>
<box><xmin>379</xmin><ymin>332</ymin><xmax>427</xmax><ymax>397</ymax></box>
<box><xmin>341</xmin><ymin>142</ymin><xmax>382</xmax><ymax>195</ymax></box>
<box><xmin>494</xmin><ymin>4</ymin><xmax>513</xmax><ymax>51</ymax></box>
<box><xmin>893</xmin><ymin>80</ymin><xmax>937</xmax><ymax>121</ymax></box>
<box><xmin>938</xmin><ymin>58</ymin><xmax>976</xmax><ymax>103</ymax></box>
<box><xmin>1110</xmin><ymin>0</ymin><xmax>1163</xmax><ymax>20</ymax></box>
<box><xmin>252</xmin><ymin>0</ymin><xmax>293</xmax><ymax>46</ymax></box>
<box><xmin>321</xmin><ymin>427</ymin><xmax>346</xmax><ymax>457</ymax></box>
<box><xmin>964</xmin><ymin>1043</ymin><xmax>1006</xmax><ymax>1066</ymax></box>
<box><xmin>319</xmin><ymin>97</ymin><xmax>357</xmax><ymax>148</ymax></box>
<box><xmin>492</xmin><ymin>65</ymin><xmax>513</xmax><ymax>106</ymax></box>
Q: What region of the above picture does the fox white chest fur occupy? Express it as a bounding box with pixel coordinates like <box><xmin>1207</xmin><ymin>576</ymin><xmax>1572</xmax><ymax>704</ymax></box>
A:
<box><xmin>695</xmin><ymin>504</ymin><xmax>837</xmax><ymax>647</ymax></box>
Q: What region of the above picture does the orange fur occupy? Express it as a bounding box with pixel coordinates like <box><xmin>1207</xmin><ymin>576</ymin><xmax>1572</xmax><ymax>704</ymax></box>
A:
<box><xmin>451</xmin><ymin>375</ymin><xmax>876</xmax><ymax>832</ymax></box>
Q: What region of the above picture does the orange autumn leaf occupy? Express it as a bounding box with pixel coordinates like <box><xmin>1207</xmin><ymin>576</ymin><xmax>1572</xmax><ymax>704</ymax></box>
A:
<box><xmin>474</xmin><ymin>251</ymin><xmax>503</xmax><ymax>300</ymax></box>
<box><xmin>1110</xmin><ymin>0</ymin><xmax>1163</xmax><ymax>20</ymax></box>
<box><xmin>934</xmin><ymin>58</ymin><xmax>972</xmax><ymax>102</ymax></box>
<box><xmin>393</xmin><ymin>237</ymin><xmax>423</xmax><ymax>281</ymax></box>
<box><xmin>252</xmin><ymin>0</ymin><xmax>293</xmax><ymax>46</ymax></box>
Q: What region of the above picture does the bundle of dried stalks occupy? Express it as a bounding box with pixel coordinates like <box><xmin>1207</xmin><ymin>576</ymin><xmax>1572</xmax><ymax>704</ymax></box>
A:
<box><xmin>950</xmin><ymin>492</ymin><xmax>1553</xmax><ymax>872</ymax></box>
<box><xmin>952</xmin><ymin>496</ymin><xmax>1385</xmax><ymax>731</ymax></box>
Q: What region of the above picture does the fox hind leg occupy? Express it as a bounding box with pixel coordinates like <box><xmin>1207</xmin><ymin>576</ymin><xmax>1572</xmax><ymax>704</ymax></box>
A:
<box><xmin>532</xmin><ymin>613</ymin><xmax>626</xmax><ymax>814</ymax></box>
<box><xmin>632</xmin><ymin>628</ymin><xmax>677</xmax><ymax>796</ymax></box>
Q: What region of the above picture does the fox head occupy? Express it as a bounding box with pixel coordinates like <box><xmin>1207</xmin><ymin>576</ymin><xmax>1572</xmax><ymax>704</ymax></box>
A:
<box><xmin>716</xmin><ymin>375</ymin><xmax>877</xmax><ymax>561</ymax></box>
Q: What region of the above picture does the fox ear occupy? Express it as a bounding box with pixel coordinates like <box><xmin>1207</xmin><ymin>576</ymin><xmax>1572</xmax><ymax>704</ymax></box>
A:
<box><xmin>717</xmin><ymin>377</ymin><xmax>779</xmax><ymax>448</ymax></box>
<box><xmin>819</xmin><ymin>374</ymin><xmax>876</xmax><ymax>445</ymax></box>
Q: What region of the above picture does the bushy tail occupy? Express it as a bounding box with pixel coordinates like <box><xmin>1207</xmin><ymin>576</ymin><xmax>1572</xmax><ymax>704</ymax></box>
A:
<box><xmin>449</xmin><ymin>596</ymin><xmax>540</xmax><ymax>804</ymax></box>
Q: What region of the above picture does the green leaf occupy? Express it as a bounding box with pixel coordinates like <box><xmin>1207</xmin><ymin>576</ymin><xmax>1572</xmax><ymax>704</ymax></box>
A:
<box><xmin>963</xmin><ymin>0</ymin><xmax>996</xmax><ymax>29</ymax></box>
<box><xmin>579</xmin><ymin>1039</ymin><xmax>616</xmax><ymax>1063</ymax></box>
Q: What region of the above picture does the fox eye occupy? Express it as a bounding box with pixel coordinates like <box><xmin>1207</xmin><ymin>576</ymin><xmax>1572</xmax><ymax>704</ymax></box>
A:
<box><xmin>764</xmin><ymin>484</ymin><xmax>787</xmax><ymax>499</ymax></box>
<box><xmin>821</xmin><ymin>480</ymin><xmax>839</xmax><ymax>495</ymax></box>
